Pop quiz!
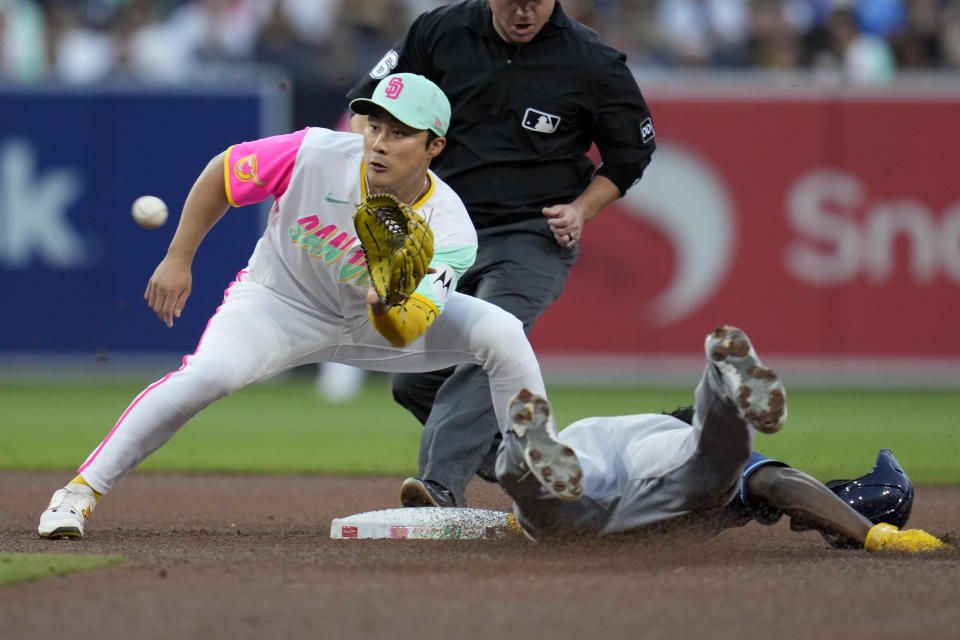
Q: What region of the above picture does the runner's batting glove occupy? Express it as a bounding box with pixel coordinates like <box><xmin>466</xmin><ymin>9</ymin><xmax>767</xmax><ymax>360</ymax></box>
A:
<box><xmin>864</xmin><ymin>523</ymin><xmax>953</xmax><ymax>553</ymax></box>
<box><xmin>353</xmin><ymin>194</ymin><xmax>434</xmax><ymax>307</ymax></box>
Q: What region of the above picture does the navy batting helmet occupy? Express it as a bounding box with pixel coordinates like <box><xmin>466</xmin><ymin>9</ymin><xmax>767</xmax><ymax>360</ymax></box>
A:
<box><xmin>820</xmin><ymin>449</ymin><xmax>914</xmax><ymax>548</ymax></box>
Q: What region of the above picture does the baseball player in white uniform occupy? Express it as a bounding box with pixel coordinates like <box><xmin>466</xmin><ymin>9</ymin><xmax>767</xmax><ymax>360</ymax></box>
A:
<box><xmin>37</xmin><ymin>73</ymin><xmax>581</xmax><ymax>539</ymax></box>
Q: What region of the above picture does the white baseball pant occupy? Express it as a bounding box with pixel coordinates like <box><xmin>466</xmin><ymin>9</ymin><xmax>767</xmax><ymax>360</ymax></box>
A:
<box><xmin>78</xmin><ymin>273</ymin><xmax>544</xmax><ymax>493</ymax></box>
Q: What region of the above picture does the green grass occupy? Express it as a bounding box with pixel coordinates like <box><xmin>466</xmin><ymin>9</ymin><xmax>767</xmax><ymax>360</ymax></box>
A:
<box><xmin>2</xmin><ymin>377</ymin><xmax>958</xmax><ymax>483</ymax></box>
<box><xmin>1</xmin><ymin>376</ymin><xmax>426</xmax><ymax>475</ymax></box>
<box><xmin>0</xmin><ymin>553</ymin><xmax>125</xmax><ymax>587</ymax></box>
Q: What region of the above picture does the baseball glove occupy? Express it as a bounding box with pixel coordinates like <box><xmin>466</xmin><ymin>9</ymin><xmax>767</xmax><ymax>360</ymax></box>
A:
<box><xmin>353</xmin><ymin>193</ymin><xmax>434</xmax><ymax>306</ymax></box>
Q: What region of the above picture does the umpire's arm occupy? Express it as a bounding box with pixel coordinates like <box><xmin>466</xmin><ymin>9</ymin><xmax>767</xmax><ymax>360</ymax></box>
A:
<box><xmin>542</xmin><ymin>175</ymin><xmax>621</xmax><ymax>248</ymax></box>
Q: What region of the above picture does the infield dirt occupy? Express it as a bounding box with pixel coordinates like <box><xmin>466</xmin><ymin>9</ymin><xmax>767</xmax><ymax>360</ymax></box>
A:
<box><xmin>2</xmin><ymin>471</ymin><xmax>958</xmax><ymax>640</ymax></box>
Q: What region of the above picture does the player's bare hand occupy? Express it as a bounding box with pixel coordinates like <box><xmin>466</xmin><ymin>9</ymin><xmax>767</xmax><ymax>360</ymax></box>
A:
<box><xmin>365</xmin><ymin>268</ymin><xmax>436</xmax><ymax>315</ymax></box>
<box><xmin>542</xmin><ymin>203</ymin><xmax>584</xmax><ymax>248</ymax></box>
<box><xmin>144</xmin><ymin>255</ymin><xmax>192</xmax><ymax>328</ymax></box>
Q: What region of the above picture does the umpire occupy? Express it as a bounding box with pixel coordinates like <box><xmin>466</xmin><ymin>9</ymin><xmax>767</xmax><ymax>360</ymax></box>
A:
<box><xmin>346</xmin><ymin>0</ymin><xmax>657</xmax><ymax>507</ymax></box>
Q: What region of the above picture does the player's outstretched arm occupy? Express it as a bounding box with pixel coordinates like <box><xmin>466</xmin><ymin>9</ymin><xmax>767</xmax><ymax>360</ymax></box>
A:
<box><xmin>744</xmin><ymin>465</ymin><xmax>873</xmax><ymax>545</ymax></box>
<box><xmin>144</xmin><ymin>151</ymin><xmax>231</xmax><ymax>327</ymax></box>
<box><xmin>745</xmin><ymin>465</ymin><xmax>951</xmax><ymax>552</ymax></box>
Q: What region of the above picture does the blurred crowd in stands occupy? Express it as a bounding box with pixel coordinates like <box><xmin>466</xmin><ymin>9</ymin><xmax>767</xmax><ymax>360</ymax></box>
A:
<box><xmin>2</xmin><ymin>0</ymin><xmax>957</xmax><ymax>120</ymax></box>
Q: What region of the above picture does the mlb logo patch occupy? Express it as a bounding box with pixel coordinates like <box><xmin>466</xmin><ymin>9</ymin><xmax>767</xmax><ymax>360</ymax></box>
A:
<box><xmin>640</xmin><ymin>117</ymin><xmax>655</xmax><ymax>143</ymax></box>
<box><xmin>341</xmin><ymin>526</ymin><xmax>358</xmax><ymax>538</ymax></box>
<box><xmin>522</xmin><ymin>108</ymin><xmax>561</xmax><ymax>133</ymax></box>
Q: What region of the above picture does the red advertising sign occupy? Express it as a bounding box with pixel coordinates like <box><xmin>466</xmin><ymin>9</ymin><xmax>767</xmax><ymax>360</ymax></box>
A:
<box><xmin>530</xmin><ymin>86</ymin><xmax>960</xmax><ymax>376</ymax></box>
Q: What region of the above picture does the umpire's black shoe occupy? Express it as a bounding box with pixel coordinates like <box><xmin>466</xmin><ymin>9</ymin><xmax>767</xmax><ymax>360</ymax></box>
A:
<box><xmin>400</xmin><ymin>477</ymin><xmax>456</xmax><ymax>508</ymax></box>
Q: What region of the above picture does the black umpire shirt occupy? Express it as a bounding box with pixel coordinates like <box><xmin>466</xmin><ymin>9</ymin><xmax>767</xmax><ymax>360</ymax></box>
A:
<box><xmin>346</xmin><ymin>0</ymin><xmax>656</xmax><ymax>230</ymax></box>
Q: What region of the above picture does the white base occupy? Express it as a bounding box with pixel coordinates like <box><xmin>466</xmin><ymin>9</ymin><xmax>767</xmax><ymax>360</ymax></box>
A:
<box><xmin>330</xmin><ymin>507</ymin><xmax>516</xmax><ymax>540</ymax></box>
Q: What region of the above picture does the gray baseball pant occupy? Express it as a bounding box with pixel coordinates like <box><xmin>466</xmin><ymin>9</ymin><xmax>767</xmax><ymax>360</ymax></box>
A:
<box><xmin>497</xmin><ymin>361</ymin><xmax>753</xmax><ymax>539</ymax></box>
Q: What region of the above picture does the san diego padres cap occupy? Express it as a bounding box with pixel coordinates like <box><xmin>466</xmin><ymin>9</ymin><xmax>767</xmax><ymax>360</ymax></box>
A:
<box><xmin>349</xmin><ymin>73</ymin><xmax>451</xmax><ymax>137</ymax></box>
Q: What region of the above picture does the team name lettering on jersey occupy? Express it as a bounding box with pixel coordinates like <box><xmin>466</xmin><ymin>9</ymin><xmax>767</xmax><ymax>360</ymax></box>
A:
<box><xmin>338</xmin><ymin>248</ymin><xmax>370</xmax><ymax>285</ymax></box>
<box><xmin>288</xmin><ymin>216</ymin><xmax>369</xmax><ymax>286</ymax></box>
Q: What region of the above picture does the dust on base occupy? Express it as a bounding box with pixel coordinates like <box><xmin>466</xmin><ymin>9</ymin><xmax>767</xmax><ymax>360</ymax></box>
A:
<box><xmin>330</xmin><ymin>507</ymin><xmax>523</xmax><ymax>540</ymax></box>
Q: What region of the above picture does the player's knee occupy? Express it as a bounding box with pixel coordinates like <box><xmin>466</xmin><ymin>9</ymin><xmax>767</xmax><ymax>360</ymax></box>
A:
<box><xmin>178</xmin><ymin>355</ymin><xmax>248</xmax><ymax>401</ymax></box>
<box><xmin>472</xmin><ymin>307</ymin><xmax>525</xmax><ymax>355</ymax></box>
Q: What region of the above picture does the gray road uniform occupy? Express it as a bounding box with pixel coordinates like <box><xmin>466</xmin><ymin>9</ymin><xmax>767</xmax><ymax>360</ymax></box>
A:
<box><xmin>498</xmin><ymin>327</ymin><xmax>924</xmax><ymax>547</ymax></box>
<box><xmin>347</xmin><ymin>0</ymin><xmax>657</xmax><ymax>505</ymax></box>
<box><xmin>498</xmin><ymin>364</ymin><xmax>759</xmax><ymax>539</ymax></box>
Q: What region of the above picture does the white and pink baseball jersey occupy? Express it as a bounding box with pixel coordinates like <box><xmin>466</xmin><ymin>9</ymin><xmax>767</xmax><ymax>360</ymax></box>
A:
<box><xmin>226</xmin><ymin>127</ymin><xmax>478</xmax><ymax>316</ymax></box>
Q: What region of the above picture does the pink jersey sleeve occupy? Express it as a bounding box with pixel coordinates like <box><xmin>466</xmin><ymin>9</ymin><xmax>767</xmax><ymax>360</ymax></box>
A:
<box><xmin>224</xmin><ymin>128</ymin><xmax>309</xmax><ymax>207</ymax></box>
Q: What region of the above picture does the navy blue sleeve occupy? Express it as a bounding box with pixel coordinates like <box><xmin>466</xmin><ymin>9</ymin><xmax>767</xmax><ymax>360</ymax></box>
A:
<box><xmin>712</xmin><ymin>452</ymin><xmax>791</xmax><ymax>530</ymax></box>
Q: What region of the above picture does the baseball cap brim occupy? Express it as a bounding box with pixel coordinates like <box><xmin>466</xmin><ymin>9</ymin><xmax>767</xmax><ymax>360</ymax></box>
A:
<box><xmin>349</xmin><ymin>73</ymin><xmax>450</xmax><ymax>137</ymax></box>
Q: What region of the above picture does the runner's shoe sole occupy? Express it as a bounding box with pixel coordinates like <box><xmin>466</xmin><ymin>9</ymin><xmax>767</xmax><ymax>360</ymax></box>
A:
<box><xmin>509</xmin><ymin>389</ymin><xmax>583</xmax><ymax>501</ymax></box>
<box><xmin>706</xmin><ymin>326</ymin><xmax>787</xmax><ymax>434</ymax></box>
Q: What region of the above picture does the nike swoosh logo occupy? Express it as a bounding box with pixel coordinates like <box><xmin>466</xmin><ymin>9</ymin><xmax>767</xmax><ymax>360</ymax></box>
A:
<box><xmin>325</xmin><ymin>192</ymin><xmax>351</xmax><ymax>204</ymax></box>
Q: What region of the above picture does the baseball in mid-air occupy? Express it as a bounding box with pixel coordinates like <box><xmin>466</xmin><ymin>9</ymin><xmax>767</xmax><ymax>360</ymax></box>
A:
<box><xmin>131</xmin><ymin>195</ymin><xmax>169</xmax><ymax>229</ymax></box>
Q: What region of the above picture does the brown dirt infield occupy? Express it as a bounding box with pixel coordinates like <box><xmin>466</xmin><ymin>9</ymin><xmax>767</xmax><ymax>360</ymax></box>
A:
<box><xmin>2</xmin><ymin>471</ymin><xmax>958</xmax><ymax>640</ymax></box>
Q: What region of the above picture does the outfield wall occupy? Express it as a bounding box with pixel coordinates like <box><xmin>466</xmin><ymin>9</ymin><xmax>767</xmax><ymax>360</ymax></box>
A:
<box><xmin>0</xmin><ymin>78</ymin><xmax>288</xmax><ymax>357</ymax></box>
<box><xmin>529</xmin><ymin>77</ymin><xmax>960</xmax><ymax>387</ymax></box>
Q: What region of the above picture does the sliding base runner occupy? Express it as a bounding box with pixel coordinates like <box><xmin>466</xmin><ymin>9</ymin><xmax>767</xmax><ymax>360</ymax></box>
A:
<box><xmin>331</xmin><ymin>507</ymin><xmax>526</xmax><ymax>540</ymax></box>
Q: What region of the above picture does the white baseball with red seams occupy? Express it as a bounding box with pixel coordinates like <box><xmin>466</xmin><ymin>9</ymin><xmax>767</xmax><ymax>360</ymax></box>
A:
<box><xmin>131</xmin><ymin>195</ymin><xmax>169</xmax><ymax>229</ymax></box>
